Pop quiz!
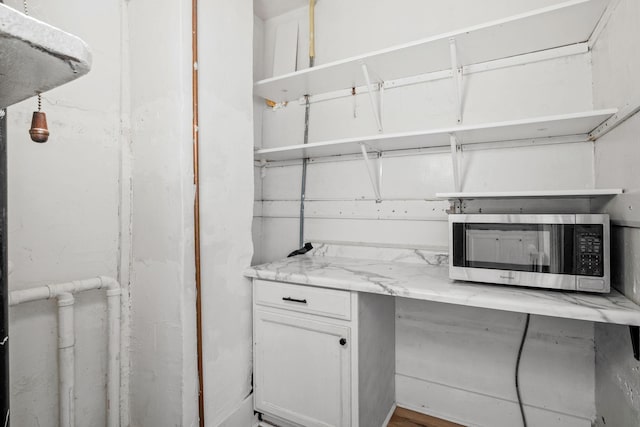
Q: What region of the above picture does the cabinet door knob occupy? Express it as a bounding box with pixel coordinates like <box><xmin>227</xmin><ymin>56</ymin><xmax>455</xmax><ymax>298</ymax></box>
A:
<box><xmin>339</xmin><ymin>338</ymin><xmax>347</xmax><ymax>346</ymax></box>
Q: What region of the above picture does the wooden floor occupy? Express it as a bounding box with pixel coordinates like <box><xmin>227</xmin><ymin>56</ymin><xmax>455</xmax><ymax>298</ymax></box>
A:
<box><xmin>388</xmin><ymin>407</ymin><xmax>465</xmax><ymax>427</ymax></box>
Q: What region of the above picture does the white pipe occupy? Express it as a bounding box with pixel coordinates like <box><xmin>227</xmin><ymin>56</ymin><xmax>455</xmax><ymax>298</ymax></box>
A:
<box><xmin>9</xmin><ymin>276</ymin><xmax>121</xmax><ymax>426</ymax></box>
<box><xmin>57</xmin><ymin>293</ymin><xmax>75</xmax><ymax>427</ymax></box>
<box><xmin>9</xmin><ymin>276</ymin><xmax>119</xmax><ymax>305</ymax></box>
<box><xmin>106</xmin><ymin>286</ymin><xmax>121</xmax><ymax>427</ymax></box>
<box><xmin>9</xmin><ymin>284</ymin><xmax>50</xmax><ymax>305</ymax></box>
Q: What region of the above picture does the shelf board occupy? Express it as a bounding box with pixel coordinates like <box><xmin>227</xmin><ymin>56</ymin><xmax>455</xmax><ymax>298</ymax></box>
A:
<box><xmin>255</xmin><ymin>0</ymin><xmax>608</xmax><ymax>102</ymax></box>
<box><xmin>254</xmin><ymin>109</ymin><xmax>617</xmax><ymax>162</ymax></box>
<box><xmin>0</xmin><ymin>4</ymin><xmax>92</xmax><ymax>108</ymax></box>
<box><xmin>436</xmin><ymin>189</ymin><xmax>624</xmax><ymax>200</ymax></box>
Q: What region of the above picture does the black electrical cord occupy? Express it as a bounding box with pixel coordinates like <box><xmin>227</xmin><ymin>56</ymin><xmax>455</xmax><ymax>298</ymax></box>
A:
<box><xmin>287</xmin><ymin>242</ymin><xmax>313</xmax><ymax>258</ymax></box>
<box><xmin>516</xmin><ymin>313</ymin><xmax>530</xmax><ymax>427</ymax></box>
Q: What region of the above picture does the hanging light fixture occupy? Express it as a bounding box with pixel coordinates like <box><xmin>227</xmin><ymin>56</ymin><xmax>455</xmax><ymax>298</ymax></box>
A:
<box><xmin>29</xmin><ymin>94</ymin><xmax>49</xmax><ymax>143</ymax></box>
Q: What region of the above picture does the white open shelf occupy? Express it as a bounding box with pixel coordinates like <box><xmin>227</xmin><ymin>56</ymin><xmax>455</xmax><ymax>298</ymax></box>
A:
<box><xmin>255</xmin><ymin>0</ymin><xmax>608</xmax><ymax>102</ymax></box>
<box><xmin>0</xmin><ymin>3</ymin><xmax>92</xmax><ymax>108</ymax></box>
<box><xmin>254</xmin><ymin>109</ymin><xmax>617</xmax><ymax>162</ymax></box>
<box><xmin>436</xmin><ymin>189</ymin><xmax>624</xmax><ymax>200</ymax></box>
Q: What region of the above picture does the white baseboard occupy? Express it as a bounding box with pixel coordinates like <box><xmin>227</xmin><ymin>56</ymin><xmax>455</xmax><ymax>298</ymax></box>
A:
<box><xmin>381</xmin><ymin>403</ymin><xmax>397</xmax><ymax>427</ymax></box>
<box><xmin>256</xmin><ymin>403</ymin><xmax>397</xmax><ymax>427</ymax></box>
<box><xmin>217</xmin><ymin>394</ymin><xmax>255</xmax><ymax>427</ymax></box>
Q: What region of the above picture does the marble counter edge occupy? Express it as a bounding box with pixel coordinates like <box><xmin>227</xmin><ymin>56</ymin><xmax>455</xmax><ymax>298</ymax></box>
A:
<box><xmin>244</xmin><ymin>259</ymin><xmax>640</xmax><ymax>327</ymax></box>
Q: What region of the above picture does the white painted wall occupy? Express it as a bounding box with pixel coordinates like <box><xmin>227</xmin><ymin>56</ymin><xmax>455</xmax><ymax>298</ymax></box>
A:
<box><xmin>254</xmin><ymin>1</ymin><xmax>600</xmax><ymax>425</ymax></box>
<box><xmin>7</xmin><ymin>0</ymin><xmax>203</xmax><ymax>424</ymax></box>
<box><xmin>127</xmin><ymin>0</ymin><xmax>199</xmax><ymax>425</ymax></box>
<box><xmin>5</xmin><ymin>0</ymin><xmax>125</xmax><ymax>425</ymax></box>
<box><xmin>6</xmin><ymin>0</ymin><xmax>255</xmax><ymax>425</ymax></box>
<box><xmin>254</xmin><ymin>15</ymin><xmax>266</xmax><ymax>265</ymax></box>
<box><xmin>590</xmin><ymin>1</ymin><xmax>640</xmax><ymax>423</ymax></box>
<box><xmin>591</xmin><ymin>0</ymin><xmax>640</xmax><ymax>228</ymax></box>
<box><xmin>198</xmin><ymin>0</ymin><xmax>255</xmax><ymax>425</ymax></box>
<box><xmin>396</xmin><ymin>301</ymin><xmax>595</xmax><ymax>427</ymax></box>
<box><xmin>592</xmin><ymin>117</ymin><xmax>640</xmax><ymax>425</ymax></box>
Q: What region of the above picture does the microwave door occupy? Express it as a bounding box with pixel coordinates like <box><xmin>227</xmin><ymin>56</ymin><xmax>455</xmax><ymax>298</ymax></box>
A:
<box><xmin>464</xmin><ymin>224</ymin><xmax>549</xmax><ymax>273</ymax></box>
<box><xmin>455</xmin><ymin>222</ymin><xmax>577</xmax><ymax>274</ymax></box>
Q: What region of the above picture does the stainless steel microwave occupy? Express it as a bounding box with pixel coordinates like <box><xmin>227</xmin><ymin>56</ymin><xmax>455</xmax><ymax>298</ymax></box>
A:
<box><xmin>449</xmin><ymin>214</ymin><xmax>610</xmax><ymax>293</ymax></box>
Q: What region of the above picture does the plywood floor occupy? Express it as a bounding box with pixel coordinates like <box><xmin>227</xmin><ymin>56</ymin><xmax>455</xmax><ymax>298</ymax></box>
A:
<box><xmin>388</xmin><ymin>407</ymin><xmax>465</xmax><ymax>427</ymax></box>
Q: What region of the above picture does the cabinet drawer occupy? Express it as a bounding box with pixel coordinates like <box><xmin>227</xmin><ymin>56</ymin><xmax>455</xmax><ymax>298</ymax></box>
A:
<box><xmin>254</xmin><ymin>280</ymin><xmax>351</xmax><ymax>321</ymax></box>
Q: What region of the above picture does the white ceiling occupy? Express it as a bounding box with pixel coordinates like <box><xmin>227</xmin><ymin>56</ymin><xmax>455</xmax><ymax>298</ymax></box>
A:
<box><xmin>254</xmin><ymin>0</ymin><xmax>308</xmax><ymax>20</ymax></box>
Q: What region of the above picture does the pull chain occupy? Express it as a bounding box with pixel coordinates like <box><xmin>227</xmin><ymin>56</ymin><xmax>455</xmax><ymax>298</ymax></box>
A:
<box><xmin>24</xmin><ymin>0</ymin><xmax>50</xmax><ymax>143</ymax></box>
<box><xmin>24</xmin><ymin>0</ymin><xmax>42</xmax><ymax>111</ymax></box>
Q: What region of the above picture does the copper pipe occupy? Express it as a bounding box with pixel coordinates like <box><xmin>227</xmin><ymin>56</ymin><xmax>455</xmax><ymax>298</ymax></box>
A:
<box><xmin>309</xmin><ymin>0</ymin><xmax>315</xmax><ymax>64</ymax></box>
<box><xmin>192</xmin><ymin>0</ymin><xmax>205</xmax><ymax>425</ymax></box>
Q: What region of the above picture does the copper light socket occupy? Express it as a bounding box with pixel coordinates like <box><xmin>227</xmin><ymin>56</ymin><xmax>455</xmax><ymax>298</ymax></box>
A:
<box><xmin>29</xmin><ymin>111</ymin><xmax>49</xmax><ymax>143</ymax></box>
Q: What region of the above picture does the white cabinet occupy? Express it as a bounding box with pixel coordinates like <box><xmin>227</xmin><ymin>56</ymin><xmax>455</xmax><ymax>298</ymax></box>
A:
<box><xmin>253</xmin><ymin>279</ymin><xmax>395</xmax><ymax>427</ymax></box>
<box><xmin>254</xmin><ymin>310</ymin><xmax>351</xmax><ymax>427</ymax></box>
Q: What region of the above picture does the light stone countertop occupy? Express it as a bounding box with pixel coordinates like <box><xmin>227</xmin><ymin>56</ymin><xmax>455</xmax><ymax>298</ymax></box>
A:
<box><xmin>245</xmin><ymin>243</ymin><xmax>640</xmax><ymax>326</ymax></box>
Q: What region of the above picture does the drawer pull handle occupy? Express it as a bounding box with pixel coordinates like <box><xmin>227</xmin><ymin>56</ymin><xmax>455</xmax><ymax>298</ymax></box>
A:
<box><xmin>282</xmin><ymin>297</ymin><xmax>307</xmax><ymax>304</ymax></box>
<box><xmin>339</xmin><ymin>338</ymin><xmax>347</xmax><ymax>346</ymax></box>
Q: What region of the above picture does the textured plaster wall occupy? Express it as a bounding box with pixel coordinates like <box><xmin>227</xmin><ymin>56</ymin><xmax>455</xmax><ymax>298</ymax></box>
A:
<box><xmin>5</xmin><ymin>0</ymin><xmax>254</xmax><ymax>425</ymax></box>
<box><xmin>5</xmin><ymin>0</ymin><xmax>124</xmax><ymax>425</ymax></box>
<box><xmin>127</xmin><ymin>0</ymin><xmax>198</xmax><ymax>425</ymax></box>
<box><xmin>593</xmin><ymin>118</ymin><xmax>640</xmax><ymax>426</ymax></box>
<box><xmin>591</xmin><ymin>1</ymin><xmax>640</xmax><ymax>425</ymax></box>
<box><xmin>198</xmin><ymin>0</ymin><xmax>255</xmax><ymax>425</ymax></box>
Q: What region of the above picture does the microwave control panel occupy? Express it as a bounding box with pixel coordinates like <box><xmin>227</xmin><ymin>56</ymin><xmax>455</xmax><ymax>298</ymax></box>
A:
<box><xmin>575</xmin><ymin>225</ymin><xmax>604</xmax><ymax>277</ymax></box>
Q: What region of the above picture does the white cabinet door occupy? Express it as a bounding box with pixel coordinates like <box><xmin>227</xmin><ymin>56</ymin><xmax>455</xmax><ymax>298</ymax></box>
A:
<box><xmin>254</xmin><ymin>309</ymin><xmax>351</xmax><ymax>427</ymax></box>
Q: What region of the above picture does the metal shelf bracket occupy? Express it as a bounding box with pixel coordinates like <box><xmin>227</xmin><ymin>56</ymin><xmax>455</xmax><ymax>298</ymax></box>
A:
<box><xmin>449</xmin><ymin>133</ymin><xmax>462</xmax><ymax>192</ymax></box>
<box><xmin>361</xmin><ymin>63</ymin><xmax>384</xmax><ymax>133</ymax></box>
<box><xmin>630</xmin><ymin>326</ymin><xmax>639</xmax><ymax>361</ymax></box>
<box><xmin>360</xmin><ymin>143</ymin><xmax>383</xmax><ymax>202</ymax></box>
<box><xmin>379</xmin><ymin>84</ymin><xmax>385</xmax><ymax>130</ymax></box>
<box><xmin>589</xmin><ymin>99</ymin><xmax>640</xmax><ymax>141</ymax></box>
<box><xmin>449</xmin><ymin>38</ymin><xmax>463</xmax><ymax>124</ymax></box>
<box><xmin>260</xmin><ymin>159</ymin><xmax>268</xmax><ymax>178</ymax></box>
